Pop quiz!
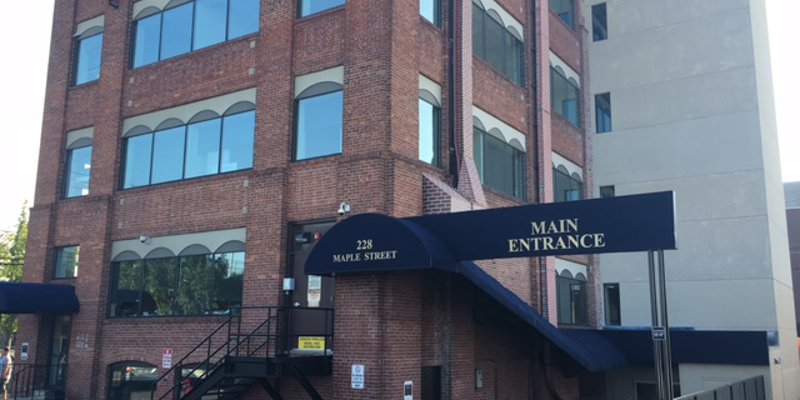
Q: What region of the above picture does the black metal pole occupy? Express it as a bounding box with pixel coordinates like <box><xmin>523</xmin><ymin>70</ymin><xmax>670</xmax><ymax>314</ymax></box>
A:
<box><xmin>648</xmin><ymin>250</ymin><xmax>665</xmax><ymax>400</ymax></box>
<box><xmin>658</xmin><ymin>250</ymin><xmax>674</xmax><ymax>400</ymax></box>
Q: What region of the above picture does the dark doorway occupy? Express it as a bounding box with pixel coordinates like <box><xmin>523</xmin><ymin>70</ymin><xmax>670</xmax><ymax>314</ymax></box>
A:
<box><xmin>421</xmin><ymin>366</ymin><xmax>441</xmax><ymax>400</ymax></box>
<box><xmin>287</xmin><ymin>221</ymin><xmax>336</xmax><ymax>353</ymax></box>
<box><xmin>47</xmin><ymin>315</ymin><xmax>71</xmax><ymax>386</ymax></box>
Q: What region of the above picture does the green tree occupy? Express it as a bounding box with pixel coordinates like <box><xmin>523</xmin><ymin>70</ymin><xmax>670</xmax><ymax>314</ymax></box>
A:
<box><xmin>0</xmin><ymin>203</ymin><xmax>29</xmax><ymax>346</ymax></box>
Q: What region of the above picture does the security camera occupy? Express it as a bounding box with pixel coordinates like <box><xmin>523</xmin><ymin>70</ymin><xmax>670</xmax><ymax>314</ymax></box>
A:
<box><xmin>139</xmin><ymin>235</ymin><xmax>151</xmax><ymax>244</ymax></box>
<box><xmin>337</xmin><ymin>202</ymin><xmax>351</xmax><ymax>216</ymax></box>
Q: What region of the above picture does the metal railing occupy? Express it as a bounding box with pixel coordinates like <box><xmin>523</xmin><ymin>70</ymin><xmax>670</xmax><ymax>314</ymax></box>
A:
<box><xmin>150</xmin><ymin>305</ymin><xmax>334</xmax><ymax>400</ymax></box>
<box><xmin>10</xmin><ymin>363</ymin><xmax>66</xmax><ymax>400</ymax></box>
<box><xmin>674</xmin><ymin>375</ymin><xmax>765</xmax><ymax>400</ymax></box>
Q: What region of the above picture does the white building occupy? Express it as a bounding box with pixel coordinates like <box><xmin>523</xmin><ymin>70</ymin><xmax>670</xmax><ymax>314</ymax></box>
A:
<box><xmin>584</xmin><ymin>0</ymin><xmax>798</xmax><ymax>398</ymax></box>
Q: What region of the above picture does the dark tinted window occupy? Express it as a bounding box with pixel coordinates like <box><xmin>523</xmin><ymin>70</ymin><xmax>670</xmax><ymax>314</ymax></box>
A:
<box><xmin>54</xmin><ymin>246</ymin><xmax>79</xmax><ymax>279</ymax></box>
<box><xmin>474</xmin><ymin>127</ymin><xmax>526</xmax><ymax>200</ymax></box>
<box><xmin>599</xmin><ymin>185</ymin><xmax>615</xmax><ymax>198</ymax></box>
<box><xmin>109</xmin><ymin>251</ymin><xmax>245</xmax><ymax>318</ymax></box>
<box><xmin>551</xmin><ymin>67</ymin><xmax>581</xmax><ymax>127</ymax></box>
<box><xmin>109</xmin><ymin>362</ymin><xmax>158</xmax><ymax>400</ymax></box>
<box><xmin>65</xmin><ymin>145</ymin><xmax>92</xmax><ymax>198</ymax></box>
<box><xmin>592</xmin><ymin>3</ymin><xmax>608</xmax><ymax>41</ymax></box>
<box><xmin>550</xmin><ymin>0</ymin><xmax>575</xmax><ymax>29</ymax></box>
<box><xmin>557</xmin><ymin>273</ymin><xmax>587</xmax><ymax>325</ymax></box>
<box><xmin>295</xmin><ymin>90</ymin><xmax>343</xmax><ymax>160</ymax></box>
<box><xmin>74</xmin><ymin>33</ymin><xmax>102</xmax><ymax>85</ymax></box>
<box><xmin>553</xmin><ymin>167</ymin><xmax>582</xmax><ymax>202</ymax></box>
<box><xmin>595</xmin><ymin>92</ymin><xmax>612</xmax><ymax>133</ymax></box>
<box><xmin>604</xmin><ymin>283</ymin><xmax>621</xmax><ymax>326</ymax></box>
<box><xmin>472</xmin><ymin>4</ymin><xmax>524</xmax><ymax>86</ymax></box>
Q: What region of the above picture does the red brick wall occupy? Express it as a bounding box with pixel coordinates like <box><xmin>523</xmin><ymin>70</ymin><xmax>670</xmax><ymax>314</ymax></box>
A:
<box><xmin>22</xmin><ymin>0</ymin><xmax>593</xmax><ymax>398</ymax></box>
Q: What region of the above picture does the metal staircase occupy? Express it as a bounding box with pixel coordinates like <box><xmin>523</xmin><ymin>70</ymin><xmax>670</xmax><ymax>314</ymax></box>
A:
<box><xmin>150</xmin><ymin>306</ymin><xmax>334</xmax><ymax>400</ymax></box>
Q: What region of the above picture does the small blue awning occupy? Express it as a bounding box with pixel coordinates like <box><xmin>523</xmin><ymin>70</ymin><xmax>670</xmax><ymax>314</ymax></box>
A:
<box><xmin>0</xmin><ymin>282</ymin><xmax>80</xmax><ymax>314</ymax></box>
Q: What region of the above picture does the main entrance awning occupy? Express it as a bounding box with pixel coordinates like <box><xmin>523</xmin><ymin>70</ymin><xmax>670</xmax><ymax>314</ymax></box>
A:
<box><xmin>304</xmin><ymin>193</ymin><xmax>679</xmax><ymax>372</ymax></box>
<box><xmin>0</xmin><ymin>282</ymin><xmax>80</xmax><ymax>314</ymax></box>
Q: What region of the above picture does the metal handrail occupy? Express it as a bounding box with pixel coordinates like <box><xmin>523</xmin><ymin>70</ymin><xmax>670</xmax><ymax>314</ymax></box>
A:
<box><xmin>11</xmin><ymin>363</ymin><xmax>64</xmax><ymax>400</ymax></box>
<box><xmin>150</xmin><ymin>305</ymin><xmax>334</xmax><ymax>400</ymax></box>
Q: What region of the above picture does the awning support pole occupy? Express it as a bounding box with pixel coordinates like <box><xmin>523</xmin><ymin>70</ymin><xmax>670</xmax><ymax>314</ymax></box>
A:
<box><xmin>648</xmin><ymin>250</ymin><xmax>673</xmax><ymax>400</ymax></box>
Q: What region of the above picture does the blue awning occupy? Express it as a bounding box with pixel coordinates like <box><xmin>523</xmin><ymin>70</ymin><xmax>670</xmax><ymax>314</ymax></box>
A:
<box><xmin>306</xmin><ymin>213</ymin><xmax>455</xmax><ymax>275</ymax></box>
<box><xmin>458</xmin><ymin>262</ymin><xmax>628</xmax><ymax>372</ymax></box>
<box><xmin>563</xmin><ymin>328</ymin><xmax>770</xmax><ymax>367</ymax></box>
<box><xmin>0</xmin><ymin>282</ymin><xmax>80</xmax><ymax>314</ymax></box>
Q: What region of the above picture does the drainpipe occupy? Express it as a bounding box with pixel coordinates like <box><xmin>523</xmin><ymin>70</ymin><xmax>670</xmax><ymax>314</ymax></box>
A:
<box><xmin>447</xmin><ymin>0</ymin><xmax>459</xmax><ymax>187</ymax></box>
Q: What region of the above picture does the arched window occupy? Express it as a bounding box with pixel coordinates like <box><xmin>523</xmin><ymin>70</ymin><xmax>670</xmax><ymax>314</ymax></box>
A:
<box><xmin>64</xmin><ymin>128</ymin><xmax>93</xmax><ymax>198</ymax></box>
<box><xmin>108</xmin><ymin>361</ymin><xmax>158</xmax><ymax>400</ymax></box>
<box><xmin>294</xmin><ymin>67</ymin><xmax>344</xmax><ymax>161</ymax></box>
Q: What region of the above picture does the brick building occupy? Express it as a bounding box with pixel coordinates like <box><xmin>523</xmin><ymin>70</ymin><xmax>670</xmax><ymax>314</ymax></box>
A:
<box><xmin>14</xmin><ymin>0</ymin><xmax>600</xmax><ymax>398</ymax></box>
<box><xmin>7</xmin><ymin>0</ymin><xmax>781</xmax><ymax>399</ymax></box>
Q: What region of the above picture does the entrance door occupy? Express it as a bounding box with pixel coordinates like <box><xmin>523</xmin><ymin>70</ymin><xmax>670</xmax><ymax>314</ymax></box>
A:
<box><xmin>287</xmin><ymin>222</ymin><xmax>335</xmax><ymax>353</ymax></box>
<box><xmin>48</xmin><ymin>315</ymin><xmax>71</xmax><ymax>386</ymax></box>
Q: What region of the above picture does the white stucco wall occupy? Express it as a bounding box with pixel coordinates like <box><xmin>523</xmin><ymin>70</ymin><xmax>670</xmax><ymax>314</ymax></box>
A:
<box><xmin>585</xmin><ymin>0</ymin><xmax>798</xmax><ymax>398</ymax></box>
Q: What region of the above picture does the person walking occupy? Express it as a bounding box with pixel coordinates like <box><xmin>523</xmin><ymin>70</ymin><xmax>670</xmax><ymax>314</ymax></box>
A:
<box><xmin>0</xmin><ymin>347</ymin><xmax>12</xmax><ymax>400</ymax></box>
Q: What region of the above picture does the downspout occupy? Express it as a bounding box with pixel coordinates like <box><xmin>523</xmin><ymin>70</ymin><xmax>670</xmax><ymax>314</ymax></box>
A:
<box><xmin>532</xmin><ymin>0</ymin><xmax>549</xmax><ymax>318</ymax></box>
<box><xmin>447</xmin><ymin>0</ymin><xmax>459</xmax><ymax>187</ymax></box>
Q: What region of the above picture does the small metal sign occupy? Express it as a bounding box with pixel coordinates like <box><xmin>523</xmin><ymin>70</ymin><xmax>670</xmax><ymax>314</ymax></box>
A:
<box><xmin>351</xmin><ymin>364</ymin><xmax>365</xmax><ymax>389</ymax></box>
<box><xmin>298</xmin><ymin>336</ymin><xmax>325</xmax><ymax>350</ymax></box>
<box><xmin>162</xmin><ymin>348</ymin><xmax>173</xmax><ymax>369</ymax></box>
<box><xmin>651</xmin><ymin>327</ymin><xmax>666</xmax><ymax>341</ymax></box>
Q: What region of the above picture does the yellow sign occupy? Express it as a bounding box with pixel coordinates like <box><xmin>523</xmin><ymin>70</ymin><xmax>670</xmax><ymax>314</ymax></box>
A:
<box><xmin>298</xmin><ymin>336</ymin><xmax>326</xmax><ymax>350</ymax></box>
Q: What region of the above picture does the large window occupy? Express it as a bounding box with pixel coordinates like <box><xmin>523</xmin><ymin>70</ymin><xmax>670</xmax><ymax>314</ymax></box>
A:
<box><xmin>74</xmin><ymin>32</ymin><xmax>103</xmax><ymax>85</ymax></box>
<box><xmin>553</xmin><ymin>166</ymin><xmax>582</xmax><ymax>202</ymax></box>
<box><xmin>472</xmin><ymin>4</ymin><xmax>524</xmax><ymax>86</ymax></box>
<box><xmin>64</xmin><ymin>140</ymin><xmax>92</xmax><ymax>198</ymax></box>
<box><xmin>295</xmin><ymin>88</ymin><xmax>343</xmax><ymax>160</ymax></box>
<box><xmin>132</xmin><ymin>0</ymin><xmax>260</xmax><ymax>68</ymax></box>
<box><xmin>557</xmin><ymin>270</ymin><xmax>587</xmax><ymax>326</ymax></box>
<box><xmin>122</xmin><ymin>110</ymin><xmax>254</xmax><ymax>189</ymax></box>
<box><xmin>592</xmin><ymin>3</ymin><xmax>608</xmax><ymax>41</ymax></box>
<box><xmin>419</xmin><ymin>98</ymin><xmax>440</xmax><ymax>166</ymax></box>
<box><xmin>474</xmin><ymin>126</ymin><xmax>526</xmax><ymax>200</ymax></box>
<box><xmin>109</xmin><ymin>362</ymin><xmax>158</xmax><ymax>400</ymax></box>
<box><xmin>551</xmin><ymin>67</ymin><xmax>581</xmax><ymax>127</ymax></box>
<box><xmin>420</xmin><ymin>0</ymin><xmax>439</xmax><ymax>26</ymax></box>
<box><xmin>299</xmin><ymin>0</ymin><xmax>346</xmax><ymax>17</ymax></box>
<box><xmin>549</xmin><ymin>0</ymin><xmax>575</xmax><ymax>29</ymax></box>
<box><xmin>595</xmin><ymin>92</ymin><xmax>612</xmax><ymax>133</ymax></box>
<box><xmin>54</xmin><ymin>246</ymin><xmax>79</xmax><ymax>279</ymax></box>
<box><xmin>109</xmin><ymin>250</ymin><xmax>245</xmax><ymax>318</ymax></box>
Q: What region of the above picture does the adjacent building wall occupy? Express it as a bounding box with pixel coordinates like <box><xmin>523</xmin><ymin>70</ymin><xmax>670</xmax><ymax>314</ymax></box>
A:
<box><xmin>585</xmin><ymin>0</ymin><xmax>799</xmax><ymax>398</ymax></box>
